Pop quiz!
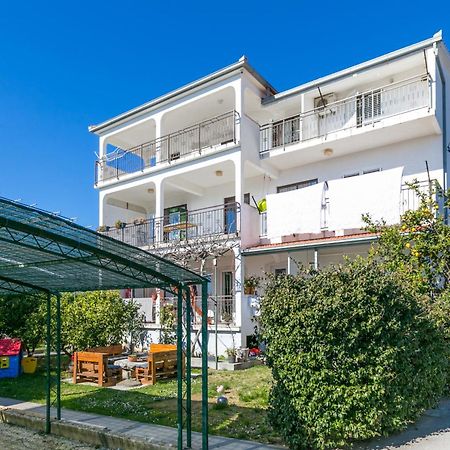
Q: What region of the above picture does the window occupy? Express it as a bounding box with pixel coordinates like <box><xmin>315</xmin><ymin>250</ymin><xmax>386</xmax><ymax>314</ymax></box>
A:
<box><xmin>272</xmin><ymin>115</ymin><xmax>300</xmax><ymax>148</ymax></box>
<box><xmin>357</xmin><ymin>89</ymin><xmax>382</xmax><ymax>126</ymax></box>
<box><xmin>244</xmin><ymin>193</ymin><xmax>250</xmax><ymax>205</ymax></box>
<box><xmin>277</xmin><ymin>178</ymin><xmax>318</xmax><ymax>194</ymax></box>
<box><xmin>362</xmin><ymin>168</ymin><xmax>381</xmax><ymax>175</ymax></box>
<box><xmin>274</xmin><ymin>268</ymin><xmax>287</xmax><ymax>276</ymax></box>
<box><xmin>343</xmin><ymin>169</ymin><xmax>381</xmax><ymax>178</ymax></box>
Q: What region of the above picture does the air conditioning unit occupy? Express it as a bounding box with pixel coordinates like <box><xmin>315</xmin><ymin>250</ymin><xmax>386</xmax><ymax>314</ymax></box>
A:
<box><xmin>314</xmin><ymin>93</ymin><xmax>336</xmax><ymax>117</ymax></box>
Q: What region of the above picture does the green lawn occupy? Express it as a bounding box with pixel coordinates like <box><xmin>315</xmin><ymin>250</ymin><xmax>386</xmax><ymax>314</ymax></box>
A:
<box><xmin>0</xmin><ymin>365</ymin><xmax>281</xmax><ymax>445</ymax></box>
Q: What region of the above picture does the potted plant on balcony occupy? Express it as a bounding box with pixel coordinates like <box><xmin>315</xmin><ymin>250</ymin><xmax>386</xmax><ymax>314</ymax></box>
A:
<box><xmin>225</xmin><ymin>347</ymin><xmax>237</xmax><ymax>364</ymax></box>
<box><xmin>133</xmin><ymin>217</ymin><xmax>146</xmax><ymax>226</ymax></box>
<box><xmin>115</xmin><ymin>220</ymin><xmax>126</xmax><ymax>230</ymax></box>
<box><xmin>244</xmin><ymin>275</ymin><xmax>261</xmax><ymax>295</ymax></box>
<box><xmin>97</xmin><ymin>225</ymin><xmax>108</xmax><ymax>233</ymax></box>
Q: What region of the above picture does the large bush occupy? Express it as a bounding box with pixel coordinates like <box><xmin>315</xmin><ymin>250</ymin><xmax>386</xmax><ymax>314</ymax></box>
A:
<box><xmin>261</xmin><ymin>259</ymin><xmax>448</xmax><ymax>449</ymax></box>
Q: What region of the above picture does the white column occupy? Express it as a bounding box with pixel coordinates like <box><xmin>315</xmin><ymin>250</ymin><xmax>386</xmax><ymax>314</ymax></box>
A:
<box><xmin>233</xmin><ymin>245</ymin><xmax>243</xmax><ymax>333</ymax></box>
<box><xmin>98</xmin><ymin>192</ymin><xmax>106</xmax><ymax>227</ymax></box>
<box><xmin>314</xmin><ymin>248</ymin><xmax>319</xmax><ymax>270</ymax></box>
<box><xmin>154</xmin><ymin>178</ymin><xmax>165</xmax><ymax>242</ymax></box>
<box><xmin>287</xmin><ymin>253</ymin><xmax>298</xmax><ymax>275</ymax></box>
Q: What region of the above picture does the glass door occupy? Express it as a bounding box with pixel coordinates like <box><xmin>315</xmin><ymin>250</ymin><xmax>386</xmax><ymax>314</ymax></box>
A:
<box><xmin>224</xmin><ymin>196</ymin><xmax>237</xmax><ymax>234</ymax></box>
<box><xmin>164</xmin><ymin>204</ymin><xmax>187</xmax><ymax>241</ymax></box>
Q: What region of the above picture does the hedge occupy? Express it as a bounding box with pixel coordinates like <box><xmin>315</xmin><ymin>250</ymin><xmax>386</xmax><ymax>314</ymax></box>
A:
<box><xmin>261</xmin><ymin>258</ymin><xmax>448</xmax><ymax>449</ymax></box>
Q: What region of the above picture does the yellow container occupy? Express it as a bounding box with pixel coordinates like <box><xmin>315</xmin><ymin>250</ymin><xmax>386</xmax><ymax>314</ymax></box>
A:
<box><xmin>21</xmin><ymin>357</ymin><xmax>38</xmax><ymax>374</ymax></box>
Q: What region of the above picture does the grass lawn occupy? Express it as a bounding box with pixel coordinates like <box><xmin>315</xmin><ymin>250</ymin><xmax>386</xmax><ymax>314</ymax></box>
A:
<box><xmin>0</xmin><ymin>365</ymin><xmax>281</xmax><ymax>445</ymax></box>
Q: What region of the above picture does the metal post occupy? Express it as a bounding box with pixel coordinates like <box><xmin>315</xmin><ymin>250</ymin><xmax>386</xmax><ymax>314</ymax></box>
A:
<box><xmin>177</xmin><ymin>287</ymin><xmax>183</xmax><ymax>450</ymax></box>
<box><xmin>185</xmin><ymin>286</ymin><xmax>192</xmax><ymax>448</ymax></box>
<box><xmin>45</xmin><ymin>292</ymin><xmax>51</xmax><ymax>434</ymax></box>
<box><xmin>56</xmin><ymin>293</ymin><xmax>61</xmax><ymax>421</ymax></box>
<box><xmin>201</xmin><ymin>281</ymin><xmax>209</xmax><ymax>450</ymax></box>
<box><xmin>213</xmin><ymin>258</ymin><xmax>218</xmax><ymax>370</ymax></box>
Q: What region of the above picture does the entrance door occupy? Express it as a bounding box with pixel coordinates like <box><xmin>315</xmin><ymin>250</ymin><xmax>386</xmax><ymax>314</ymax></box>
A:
<box><xmin>224</xmin><ymin>196</ymin><xmax>237</xmax><ymax>234</ymax></box>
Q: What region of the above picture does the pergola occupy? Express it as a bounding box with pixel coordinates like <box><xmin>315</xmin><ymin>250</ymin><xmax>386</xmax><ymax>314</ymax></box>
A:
<box><xmin>0</xmin><ymin>196</ymin><xmax>209</xmax><ymax>449</ymax></box>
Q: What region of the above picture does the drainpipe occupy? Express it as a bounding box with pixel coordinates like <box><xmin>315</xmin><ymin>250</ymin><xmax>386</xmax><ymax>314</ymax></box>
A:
<box><xmin>435</xmin><ymin>44</ymin><xmax>448</xmax><ymax>224</ymax></box>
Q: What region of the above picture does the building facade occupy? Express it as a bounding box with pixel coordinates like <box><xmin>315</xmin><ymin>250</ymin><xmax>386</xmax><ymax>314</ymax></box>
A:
<box><xmin>90</xmin><ymin>32</ymin><xmax>450</xmax><ymax>355</ymax></box>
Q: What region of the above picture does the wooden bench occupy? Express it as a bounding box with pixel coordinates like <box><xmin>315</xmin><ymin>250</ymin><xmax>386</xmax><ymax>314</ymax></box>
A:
<box><xmin>73</xmin><ymin>345</ymin><xmax>123</xmax><ymax>387</ymax></box>
<box><xmin>135</xmin><ymin>344</ymin><xmax>184</xmax><ymax>385</ymax></box>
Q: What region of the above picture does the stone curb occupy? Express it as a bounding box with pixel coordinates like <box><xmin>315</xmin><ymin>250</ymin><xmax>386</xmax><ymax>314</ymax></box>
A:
<box><xmin>0</xmin><ymin>407</ymin><xmax>175</xmax><ymax>450</ymax></box>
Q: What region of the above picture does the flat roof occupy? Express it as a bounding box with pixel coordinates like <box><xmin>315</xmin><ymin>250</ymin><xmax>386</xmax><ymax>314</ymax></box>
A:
<box><xmin>0</xmin><ymin>196</ymin><xmax>206</xmax><ymax>295</ymax></box>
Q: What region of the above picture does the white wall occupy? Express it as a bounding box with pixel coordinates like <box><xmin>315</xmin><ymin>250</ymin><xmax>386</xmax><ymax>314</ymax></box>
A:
<box><xmin>246</xmin><ymin>134</ymin><xmax>444</xmax><ymax>203</ymax></box>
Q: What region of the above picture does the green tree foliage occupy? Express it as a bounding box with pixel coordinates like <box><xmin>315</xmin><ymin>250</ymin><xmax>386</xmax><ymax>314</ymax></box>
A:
<box><xmin>57</xmin><ymin>291</ymin><xmax>143</xmax><ymax>355</ymax></box>
<box><xmin>0</xmin><ymin>294</ymin><xmax>46</xmax><ymax>355</ymax></box>
<box><xmin>159</xmin><ymin>303</ymin><xmax>176</xmax><ymax>345</ymax></box>
<box><xmin>261</xmin><ymin>259</ymin><xmax>448</xmax><ymax>450</ymax></box>
<box><xmin>0</xmin><ymin>291</ymin><xmax>143</xmax><ymax>356</ymax></box>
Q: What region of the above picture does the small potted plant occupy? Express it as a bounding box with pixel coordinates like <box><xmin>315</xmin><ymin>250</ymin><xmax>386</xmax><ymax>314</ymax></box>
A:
<box><xmin>133</xmin><ymin>217</ymin><xmax>146</xmax><ymax>226</ymax></box>
<box><xmin>225</xmin><ymin>347</ymin><xmax>237</xmax><ymax>364</ymax></box>
<box><xmin>97</xmin><ymin>225</ymin><xmax>107</xmax><ymax>233</ymax></box>
<box><xmin>115</xmin><ymin>219</ymin><xmax>126</xmax><ymax>229</ymax></box>
<box><xmin>244</xmin><ymin>275</ymin><xmax>261</xmax><ymax>295</ymax></box>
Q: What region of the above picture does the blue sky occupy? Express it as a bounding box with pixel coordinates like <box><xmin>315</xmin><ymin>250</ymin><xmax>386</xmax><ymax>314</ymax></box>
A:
<box><xmin>0</xmin><ymin>1</ymin><xmax>449</xmax><ymax>227</ymax></box>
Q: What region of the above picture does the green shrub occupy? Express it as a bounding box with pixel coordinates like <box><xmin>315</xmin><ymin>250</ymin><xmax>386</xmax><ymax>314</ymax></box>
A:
<box><xmin>261</xmin><ymin>259</ymin><xmax>448</xmax><ymax>449</ymax></box>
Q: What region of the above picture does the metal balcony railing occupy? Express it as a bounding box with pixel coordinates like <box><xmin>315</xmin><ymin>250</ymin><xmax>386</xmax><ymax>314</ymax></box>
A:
<box><xmin>260</xmin><ymin>75</ymin><xmax>431</xmax><ymax>154</ymax></box>
<box><xmin>101</xmin><ymin>202</ymin><xmax>240</xmax><ymax>247</ymax></box>
<box><xmin>163</xmin><ymin>295</ymin><xmax>236</xmax><ymax>326</ymax></box>
<box><xmin>95</xmin><ymin>110</ymin><xmax>238</xmax><ymax>184</ymax></box>
<box><xmin>259</xmin><ymin>211</ymin><xmax>267</xmax><ymax>237</ymax></box>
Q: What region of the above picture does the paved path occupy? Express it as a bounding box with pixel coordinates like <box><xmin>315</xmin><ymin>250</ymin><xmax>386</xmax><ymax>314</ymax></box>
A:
<box><xmin>355</xmin><ymin>398</ymin><xmax>450</xmax><ymax>450</ymax></box>
<box><xmin>0</xmin><ymin>396</ymin><xmax>281</xmax><ymax>449</ymax></box>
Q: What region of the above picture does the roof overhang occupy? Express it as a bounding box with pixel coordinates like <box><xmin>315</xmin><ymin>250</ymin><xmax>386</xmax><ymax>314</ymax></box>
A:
<box><xmin>262</xmin><ymin>31</ymin><xmax>444</xmax><ymax>106</ymax></box>
<box><xmin>88</xmin><ymin>58</ymin><xmax>276</xmax><ymax>135</ymax></box>
<box><xmin>242</xmin><ymin>233</ymin><xmax>379</xmax><ymax>257</ymax></box>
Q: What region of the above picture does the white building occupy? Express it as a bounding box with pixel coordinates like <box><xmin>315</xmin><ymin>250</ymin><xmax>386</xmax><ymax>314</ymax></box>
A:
<box><xmin>89</xmin><ymin>31</ymin><xmax>450</xmax><ymax>355</ymax></box>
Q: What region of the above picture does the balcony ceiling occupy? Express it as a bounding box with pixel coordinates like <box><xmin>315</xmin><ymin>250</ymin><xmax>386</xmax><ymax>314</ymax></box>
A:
<box><xmin>247</xmin><ymin>52</ymin><xmax>427</xmax><ymax>125</ymax></box>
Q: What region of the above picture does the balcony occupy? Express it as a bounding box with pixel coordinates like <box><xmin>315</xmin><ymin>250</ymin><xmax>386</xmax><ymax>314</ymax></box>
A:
<box><xmin>101</xmin><ymin>203</ymin><xmax>240</xmax><ymax>248</ymax></box>
<box><xmin>260</xmin><ymin>75</ymin><xmax>431</xmax><ymax>154</ymax></box>
<box><xmin>262</xmin><ymin>175</ymin><xmax>436</xmax><ymax>241</ymax></box>
<box><xmin>95</xmin><ymin>110</ymin><xmax>238</xmax><ymax>185</ymax></box>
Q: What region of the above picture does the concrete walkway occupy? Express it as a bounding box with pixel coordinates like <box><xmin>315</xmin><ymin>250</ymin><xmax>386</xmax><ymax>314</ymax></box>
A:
<box><xmin>0</xmin><ymin>396</ymin><xmax>282</xmax><ymax>449</ymax></box>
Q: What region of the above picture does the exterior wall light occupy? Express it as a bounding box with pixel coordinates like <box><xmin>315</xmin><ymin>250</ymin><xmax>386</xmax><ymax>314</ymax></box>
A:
<box><xmin>323</xmin><ymin>148</ymin><xmax>333</xmax><ymax>156</ymax></box>
<box><xmin>215</xmin><ymin>170</ymin><xmax>223</xmax><ymax>177</ymax></box>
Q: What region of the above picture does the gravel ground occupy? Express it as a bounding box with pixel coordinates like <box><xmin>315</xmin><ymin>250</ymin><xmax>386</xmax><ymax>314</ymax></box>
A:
<box><xmin>0</xmin><ymin>422</ymin><xmax>101</xmax><ymax>450</ymax></box>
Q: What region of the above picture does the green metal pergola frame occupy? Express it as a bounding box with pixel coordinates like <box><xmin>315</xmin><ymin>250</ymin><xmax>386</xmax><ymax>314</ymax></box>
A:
<box><xmin>0</xmin><ymin>197</ymin><xmax>210</xmax><ymax>449</ymax></box>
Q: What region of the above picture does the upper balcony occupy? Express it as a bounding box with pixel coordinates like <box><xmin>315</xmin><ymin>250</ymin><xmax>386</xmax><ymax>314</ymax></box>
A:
<box><xmin>259</xmin><ymin>75</ymin><xmax>436</xmax><ymax>161</ymax></box>
<box><xmin>95</xmin><ymin>110</ymin><xmax>239</xmax><ymax>186</ymax></box>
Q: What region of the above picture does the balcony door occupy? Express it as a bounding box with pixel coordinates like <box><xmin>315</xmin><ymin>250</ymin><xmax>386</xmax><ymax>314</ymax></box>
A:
<box><xmin>224</xmin><ymin>196</ymin><xmax>237</xmax><ymax>234</ymax></box>
<box><xmin>163</xmin><ymin>204</ymin><xmax>187</xmax><ymax>241</ymax></box>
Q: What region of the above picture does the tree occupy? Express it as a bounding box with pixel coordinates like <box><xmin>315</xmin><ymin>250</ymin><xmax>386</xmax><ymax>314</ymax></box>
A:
<box><xmin>57</xmin><ymin>291</ymin><xmax>143</xmax><ymax>355</ymax></box>
<box><xmin>0</xmin><ymin>294</ymin><xmax>46</xmax><ymax>355</ymax></box>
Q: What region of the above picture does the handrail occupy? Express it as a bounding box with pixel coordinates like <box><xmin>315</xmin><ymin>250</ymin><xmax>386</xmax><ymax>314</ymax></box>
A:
<box><xmin>101</xmin><ymin>202</ymin><xmax>241</xmax><ymax>247</ymax></box>
<box><xmin>102</xmin><ymin>110</ymin><xmax>237</xmax><ymax>163</ymax></box>
<box><xmin>260</xmin><ymin>75</ymin><xmax>431</xmax><ymax>155</ymax></box>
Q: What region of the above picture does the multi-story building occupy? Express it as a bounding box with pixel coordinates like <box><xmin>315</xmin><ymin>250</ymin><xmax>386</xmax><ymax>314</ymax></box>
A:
<box><xmin>89</xmin><ymin>31</ymin><xmax>450</xmax><ymax>354</ymax></box>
